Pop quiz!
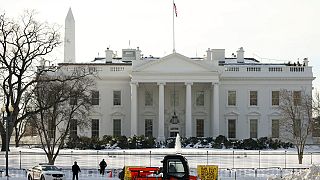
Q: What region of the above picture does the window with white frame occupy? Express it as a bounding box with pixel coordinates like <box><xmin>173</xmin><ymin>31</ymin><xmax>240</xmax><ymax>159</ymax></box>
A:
<box><xmin>145</xmin><ymin>90</ymin><xmax>153</xmax><ymax>106</ymax></box>
<box><xmin>250</xmin><ymin>91</ymin><xmax>258</xmax><ymax>106</ymax></box>
<box><xmin>91</xmin><ymin>119</ymin><xmax>99</xmax><ymax>138</ymax></box>
<box><xmin>228</xmin><ymin>90</ymin><xmax>236</xmax><ymax>106</ymax></box>
<box><xmin>91</xmin><ymin>90</ymin><xmax>99</xmax><ymax>105</ymax></box>
<box><xmin>293</xmin><ymin>119</ymin><xmax>301</xmax><ymax>137</ymax></box>
<box><xmin>48</xmin><ymin>119</ymin><xmax>56</xmax><ymax>138</ymax></box>
<box><xmin>145</xmin><ymin>119</ymin><xmax>153</xmax><ymax>137</ymax></box>
<box><xmin>196</xmin><ymin>91</ymin><xmax>205</xmax><ymax>106</ymax></box>
<box><xmin>250</xmin><ymin>119</ymin><xmax>258</xmax><ymax>138</ymax></box>
<box><xmin>228</xmin><ymin>119</ymin><xmax>236</xmax><ymax>138</ymax></box>
<box><xmin>69</xmin><ymin>93</ymin><xmax>77</xmax><ymax>105</ymax></box>
<box><xmin>272</xmin><ymin>91</ymin><xmax>279</xmax><ymax>106</ymax></box>
<box><xmin>113</xmin><ymin>119</ymin><xmax>121</xmax><ymax>136</ymax></box>
<box><xmin>293</xmin><ymin>91</ymin><xmax>301</xmax><ymax>106</ymax></box>
<box><xmin>113</xmin><ymin>90</ymin><xmax>121</xmax><ymax>106</ymax></box>
<box><xmin>70</xmin><ymin>119</ymin><xmax>77</xmax><ymax>138</ymax></box>
<box><xmin>272</xmin><ymin>119</ymin><xmax>279</xmax><ymax>138</ymax></box>
<box><xmin>312</xmin><ymin>117</ymin><xmax>320</xmax><ymax>137</ymax></box>
<box><xmin>196</xmin><ymin>119</ymin><xmax>204</xmax><ymax>137</ymax></box>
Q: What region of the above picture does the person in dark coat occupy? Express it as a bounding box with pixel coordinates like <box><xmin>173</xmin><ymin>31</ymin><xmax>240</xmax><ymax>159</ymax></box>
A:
<box><xmin>72</xmin><ymin>161</ymin><xmax>81</xmax><ymax>180</ymax></box>
<box><xmin>99</xmin><ymin>159</ymin><xmax>107</xmax><ymax>175</ymax></box>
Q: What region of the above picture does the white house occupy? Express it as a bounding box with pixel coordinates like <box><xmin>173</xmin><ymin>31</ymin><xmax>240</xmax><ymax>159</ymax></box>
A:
<box><xmin>61</xmin><ymin>9</ymin><xmax>316</xmax><ymax>142</ymax></box>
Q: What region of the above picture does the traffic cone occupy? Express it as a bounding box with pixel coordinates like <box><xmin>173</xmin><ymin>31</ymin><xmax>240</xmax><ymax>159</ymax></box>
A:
<box><xmin>109</xmin><ymin>170</ymin><xmax>113</xmax><ymax>177</ymax></box>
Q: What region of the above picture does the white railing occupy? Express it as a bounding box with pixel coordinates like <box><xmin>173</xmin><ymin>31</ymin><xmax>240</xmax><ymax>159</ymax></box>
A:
<box><xmin>224</xmin><ymin>66</ymin><xmax>310</xmax><ymax>74</ymax></box>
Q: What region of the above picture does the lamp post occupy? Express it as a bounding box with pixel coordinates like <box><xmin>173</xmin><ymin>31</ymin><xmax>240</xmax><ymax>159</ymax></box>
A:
<box><xmin>1</xmin><ymin>104</ymin><xmax>14</xmax><ymax>177</ymax></box>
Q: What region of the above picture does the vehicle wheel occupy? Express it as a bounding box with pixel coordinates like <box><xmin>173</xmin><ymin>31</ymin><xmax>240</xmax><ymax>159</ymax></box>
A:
<box><xmin>28</xmin><ymin>175</ymin><xmax>33</xmax><ymax>180</ymax></box>
<box><xmin>40</xmin><ymin>175</ymin><xmax>45</xmax><ymax>180</ymax></box>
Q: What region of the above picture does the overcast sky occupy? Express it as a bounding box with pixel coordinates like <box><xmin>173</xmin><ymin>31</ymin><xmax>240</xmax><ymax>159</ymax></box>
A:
<box><xmin>1</xmin><ymin>0</ymin><xmax>320</xmax><ymax>90</ymax></box>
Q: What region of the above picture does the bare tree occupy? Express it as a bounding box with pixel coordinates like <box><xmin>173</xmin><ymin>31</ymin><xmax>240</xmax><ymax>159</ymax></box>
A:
<box><xmin>30</xmin><ymin>71</ymin><xmax>95</xmax><ymax>164</ymax></box>
<box><xmin>0</xmin><ymin>11</ymin><xmax>61</xmax><ymax>150</ymax></box>
<box><xmin>278</xmin><ymin>89</ymin><xmax>314</xmax><ymax>164</ymax></box>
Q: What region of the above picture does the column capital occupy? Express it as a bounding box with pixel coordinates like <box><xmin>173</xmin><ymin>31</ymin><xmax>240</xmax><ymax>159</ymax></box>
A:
<box><xmin>185</xmin><ymin>82</ymin><xmax>193</xmax><ymax>86</ymax></box>
<box><xmin>130</xmin><ymin>81</ymin><xmax>139</xmax><ymax>85</ymax></box>
<box><xmin>157</xmin><ymin>82</ymin><xmax>166</xmax><ymax>86</ymax></box>
<box><xmin>212</xmin><ymin>82</ymin><xmax>220</xmax><ymax>86</ymax></box>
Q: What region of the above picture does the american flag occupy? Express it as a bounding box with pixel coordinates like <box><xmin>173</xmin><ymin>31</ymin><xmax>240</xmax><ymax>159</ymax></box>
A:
<box><xmin>173</xmin><ymin>2</ymin><xmax>177</xmax><ymax>17</ymax></box>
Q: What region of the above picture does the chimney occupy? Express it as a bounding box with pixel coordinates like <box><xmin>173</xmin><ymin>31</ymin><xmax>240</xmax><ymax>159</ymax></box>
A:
<box><xmin>206</xmin><ymin>48</ymin><xmax>212</xmax><ymax>61</ymax></box>
<box><xmin>135</xmin><ymin>47</ymin><xmax>141</xmax><ymax>60</ymax></box>
<box><xmin>211</xmin><ymin>49</ymin><xmax>225</xmax><ymax>66</ymax></box>
<box><xmin>303</xmin><ymin>58</ymin><xmax>309</xmax><ymax>66</ymax></box>
<box><xmin>237</xmin><ymin>47</ymin><xmax>244</xmax><ymax>63</ymax></box>
<box><xmin>105</xmin><ymin>48</ymin><xmax>113</xmax><ymax>62</ymax></box>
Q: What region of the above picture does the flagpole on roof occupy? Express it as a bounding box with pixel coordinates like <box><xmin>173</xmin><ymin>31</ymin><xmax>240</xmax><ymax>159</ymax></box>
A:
<box><xmin>173</xmin><ymin>0</ymin><xmax>176</xmax><ymax>53</ymax></box>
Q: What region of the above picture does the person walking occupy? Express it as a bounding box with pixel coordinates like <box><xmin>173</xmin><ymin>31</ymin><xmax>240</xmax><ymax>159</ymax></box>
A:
<box><xmin>99</xmin><ymin>159</ymin><xmax>107</xmax><ymax>175</ymax></box>
<box><xmin>72</xmin><ymin>161</ymin><xmax>81</xmax><ymax>180</ymax></box>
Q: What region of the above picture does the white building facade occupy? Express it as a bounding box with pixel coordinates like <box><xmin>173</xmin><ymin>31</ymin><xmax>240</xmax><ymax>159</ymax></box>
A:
<box><xmin>62</xmin><ymin>9</ymin><xmax>315</xmax><ymax>141</ymax></box>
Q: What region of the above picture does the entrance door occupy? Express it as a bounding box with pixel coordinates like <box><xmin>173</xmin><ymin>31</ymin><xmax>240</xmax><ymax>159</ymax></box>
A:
<box><xmin>169</xmin><ymin>127</ymin><xmax>180</xmax><ymax>137</ymax></box>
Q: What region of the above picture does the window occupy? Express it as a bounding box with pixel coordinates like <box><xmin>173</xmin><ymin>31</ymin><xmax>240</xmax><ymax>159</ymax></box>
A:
<box><xmin>272</xmin><ymin>91</ymin><xmax>279</xmax><ymax>106</ymax></box>
<box><xmin>113</xmin><ymin>119</ymin><xmax>121</xmax><ymax>136</ymax></box>
<box><xmin>293</xmin><ymin>91</ymin><xmax>301</xmax><ymax>106</ymax></box>
<box><xmin>92</xmin><ymin>91</ymin><xmax>99</xmax><ymax>105</ymax></box>
<box><xmin>228</xmin><ymin>91</ymin><xmax>236</xmax><ymax>106</ymax></box>
<box><xmin>48</xmin><ymin>119</ymin><xmax>56</xmax><ymax>138</ymax></box>
<box><xmin>167</xmin><ymin>159</ymin><xmax>185</xmax><ymax>174</ymax></box>
<box><xmin>250</xmin><ymin>119</ymin><xmax>258</xmax><ymax>138</ymax></box>
<box><xmin>228</xmin><ymin>119</ymin><xmax>236</xmax><ymax>138</ymax></box>
<box><xmin>170</xmin><ymin>90</ymin><xmax>179</xmax><ymax>106</ymax></box>
<box><xmin>312</xmin><ymin>117</ymin><xmax>320</xmax><ymax>137</ymax></box>
<box><xmin>69</xmin><ymin>93</ymin><xmax>77</xmax><ymax>105</ymax></box>
<box><xmin>113</xmin><ymin>91</ymin><xmax>121</xmax><ymax>106</ymax></box>
<box><xmin>196</xmin><ymin>91</ymin><xmax>205</xmax><ymax>106</ymax></box>
<box><xmin>91</xmin><ymin>119</ymin><xmax>99</xmax><ymax>138</ymax></box>
<box><xmin>70</xmin><ymin>119</ymin><xmax>77</xmax><ymax>138</ymax></box>
<box><xmin>250</xmin><ymin>91</ymin><xmax>258</xmax><ymax>106</ymax></box>
<box><xmin>145</xmin><ymin>119</ymin><xmax>153</xmax><ymax>137</ymax></box>
<box><xmin>196</xmin><ymin>119</ymin><xmax>204</xmax><ymax>137</ymax></box>
<box><xmin>145</xmin><ymin>91</ymin><xmax>153</xmax><ymax>106</ymax></box>
<box><xmin>293</xmin><ymin>119</ymin><xmax>301</xmax><ymax>137</ymax></box>
<box><xmin>272</xmin><ymin>119</ymin><xmax>279</xmax><ymax>138</ymax></box>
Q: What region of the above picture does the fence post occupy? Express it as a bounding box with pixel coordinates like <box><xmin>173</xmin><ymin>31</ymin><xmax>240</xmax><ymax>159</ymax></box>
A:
<box><xmin>259</xmin><ymin>150</ymin><xmax>261</xmax><ymax>169</ymax></box>
<box><xmin>255</xmin><ymin>168</ymin><xmax>257</xmax><ymax>178</ymax></box>
<box><xmin>311</xmin><ymin>152</ymin><xmax>313</xmax><ymax>164</ymax></box>
<box><xmin>284</xmin><ymin>151</ymin><xmax>287</xmax><ymax>168</ymax></box>
<box><xmin>71</xmin><ymin>151</ymin><xmax>73</xmax><ymax>165</ymax></box>
<box><xmin>19</xmin><ymin>151</ymin><xmax>21</xmax><ymax>170</ymax></box>
<box><xmin>233</xmin><ymin>151</ymin><xmax>235</xmax><ymax>169</ymax></box>
<box><xmin>149</xmin><ymin>151</ymin><xmax>152</xmax><ymax>166</ymax></box>
<box><xmin>123</xmin><ymin>151</ymin><xmax>126</xmax><ymax>166</ymax></box>
<box><xmin>206</xmin><ymin>151</ymin><xmax>208</xmax><ymax>165</ymax></box>
<box><xmin>96</xmin><ymin>150</ymin><xmax>99</xmax><ymax>168</ymax></box>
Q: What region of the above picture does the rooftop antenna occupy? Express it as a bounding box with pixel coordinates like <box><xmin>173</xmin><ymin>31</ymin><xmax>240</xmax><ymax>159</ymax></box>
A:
<box><xmin>129</xmin><ymin>40</ymin><xmax>131</xmax><ymax>48</ymax></box>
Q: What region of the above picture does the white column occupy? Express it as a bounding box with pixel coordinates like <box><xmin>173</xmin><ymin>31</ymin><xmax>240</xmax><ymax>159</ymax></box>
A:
<box><xmin>157</xmin><ymin>82</ymin><xmax>166</xmax><ymax>141</ymax></box>
<box><xmin>130</xmin><ymin>82</ymin><xmax>138</xmax><ymax>136</ymax></box>
<box><xmin>185</xmin><ymin>82</ymin><xmax>193</xmax><ymax>138</ymax></box>
<box><xmin>211</xmin><ymin>82</ymin><xmax>220</xmax><ymax>137</ymax></box>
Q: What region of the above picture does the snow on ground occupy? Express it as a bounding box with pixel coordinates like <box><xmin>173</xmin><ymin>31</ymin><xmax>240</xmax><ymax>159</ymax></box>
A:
<box><xmin>268</xmin><ymin>164</ymin><xmax>320</xmax><ymax>180</ymax></box>
<box><xmin>0</xmin><ymin>146</ymin><xmax>319</xmax><ymax>179</ymax></box>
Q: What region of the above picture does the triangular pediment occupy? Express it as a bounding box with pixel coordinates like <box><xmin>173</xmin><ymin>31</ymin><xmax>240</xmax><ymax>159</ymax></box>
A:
<box><xmin>133</xmin><ymin>53</ymin><xmax>215</xmax><ymax>73</ymax></box>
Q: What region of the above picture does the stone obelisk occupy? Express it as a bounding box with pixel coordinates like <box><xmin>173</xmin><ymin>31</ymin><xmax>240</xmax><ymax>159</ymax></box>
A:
<box><xmin>64</xmin><ymin>8</ymin><xmax>75</xmax><ymax>63</ymax></box>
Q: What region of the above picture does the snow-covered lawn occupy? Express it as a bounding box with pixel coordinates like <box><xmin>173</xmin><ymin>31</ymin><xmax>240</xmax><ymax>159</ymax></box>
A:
<box><xmin>0</xmin><ymin>146</ymin><xmax>319</xmax><ymax>179</ymax></box>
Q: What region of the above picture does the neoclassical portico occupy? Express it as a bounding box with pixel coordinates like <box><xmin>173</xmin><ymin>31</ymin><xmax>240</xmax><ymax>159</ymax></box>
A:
<box><xmin>130</xmin><ymin>53</ymin><xmax>221</xmax><ymax>140</ymax></box>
